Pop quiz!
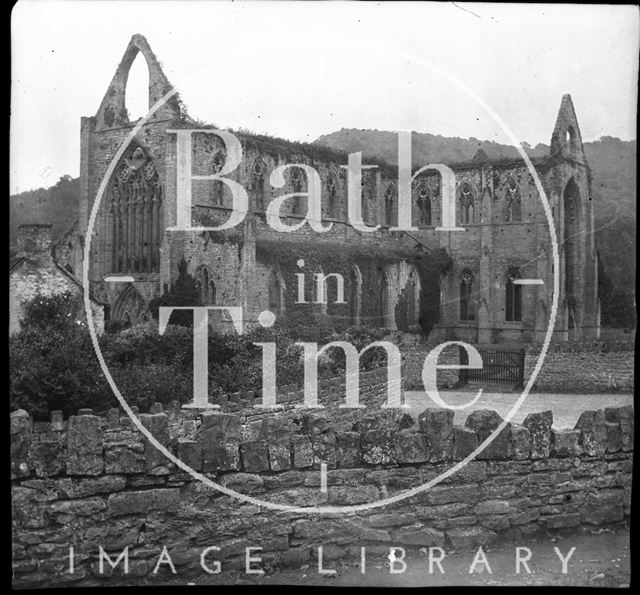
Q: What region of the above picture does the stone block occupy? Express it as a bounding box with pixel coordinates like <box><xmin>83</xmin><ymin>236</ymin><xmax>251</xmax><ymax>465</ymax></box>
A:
<box><xmin>292</xmin><ymin>435</ymin><xmax>313</xmax><ymax>469</ymax></box>
<box><xmin>107</xmin><ymin>488</ymin><xmax>181</xmax><ymax>516</ymax></box>
<box><xmin>199</xmin><ymin>413</ymin><xmax>241</xmax><ymax>472</ymax></box>
<box><xmin>311</xmin><ymin>431</ymin><xmax>337</xmax><ymax>468</ymax></box>
<box><xmin>30</xmin><ymin>441</ymin><xmax>64</xmax><ymax>477</ymax></box>
<box><xmin>66</xmin><ymin>415</ymin><xmax>103</xmax><ymax>475</ymax></box>
<box><xmin>604</xmin><ymin>405</ymin><xmax>634</xmax><ymax>451</ymax></box>
<box><xmin>453</xmin><ymin>426</ymin><xmax>478</xmax><ymax>460</ymax></box>
<box><xmin>445</xmin><ymin>526</ymin><xmax>496</xmax><ymax>550</ymax></box>
<box><xmin>361</xmin><ymin>429</ymin><xmax>397</xmax><ymax>465</ymax></box>
<box><xmin>395</xmin><ymin>430</ymin><xmax>429</xmax><ymax>463</ymax></box>
<box><xmin>418</xmin><ymin>408</ymin><xmax>454</xmax><ymax>462</ymax></box>
<box><xmin>240</xmin><ymin>440</ymin><xmax>269</xmax><ymax>473</ymax></box>
<box><xmin>11</xmin><ymin>409</ymin><xmax>32</xmax><ymax>479</ymax></box>
<box><xmin>54</xmin><ymin>476</ymin><xmax>126</xmax><ymax>499</ymax></box>
<box><xmin>575</xmin><ymin>410</ymin><xmax>607</xmax><ymax>456</ymax></box>
<box><xmin>522</xmin><ymin>410</ymin><xmax>553</xmax><ymax>459</ymax></box>
<box><xmin>465</xmin><ymin>410</ymin><xmax>511</xmax><ymax>459</ymax></box>
<box><xmin>104</xmin><ymin>442</ymin><xmax>145</xmax><ymax>474</ymax></box>
<box><xmin>177</xmin><ymin>439</ymin><xmax>202</xmax><ymax>471</ymax></box>
<box><xmin>336</xmin><ymin>431</ymin><xmax>361</xmax><ymax>467</ymax></box>
<box><xmin>139</xmin><ymin>413</ymin><xmax>170</xmax><ymax>472</ymax></box>
<box><xmin>605</xmin><ymin>422</ymin><xmax>622</xmax><ymax>452</ymax></box>
<box><xmin>394</xmin><ymin>526</ymin><xmax>445</xmax><ymax>547</ymax></box>
<box><xmin>510</xmin><ymin>424</ymin><xmax>531</xmax><ymax>460</ymax></box>
<box><xmin>552</xmin><ymin>429</ymin><xmax>581</xmax><ymax>457</ymax></box>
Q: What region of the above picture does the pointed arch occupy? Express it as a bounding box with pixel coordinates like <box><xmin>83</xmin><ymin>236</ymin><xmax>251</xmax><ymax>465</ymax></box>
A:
<box><xmin>112</xmin><ymin>283</ymin><xmax>148</xmax><ymax>327</ymax></box>
<box><xmin>195</xmin><ymin>265</ymin><xmax>217</xmax><ymax>305</ymax></box>
<box><xmin>563</xmin><ymin>177</ymin><xmax>582</xmax><ymax>306</ymax></box>
<box><xmin>109</xmin><ymin>143</ymin><xmax>163</xmax><ymax>274</ymax></box>
<box><xmin>210</xmin><ymin>150</ymin><xmax>226</xmax><ymax>205</ymax></box>
<box><xmin>326</xmin><ymin>172</ymin><xmax>340</xmax><ymax>219</ymax></box>
<box><xmin>379</xmin><ymin>267</ymin><xmax>393</xmax><ymax>328</ymax></box>
<box><xmin>96</xmin><ymin>34</ymin><xmax>180</xmax><ymax>129</ymax></box>
<box><xmin>503</xmin><ymin>176</ymin><xmax>522</xmax><ymax>222</ymax></box>
<box><xmin>413</xmin><ymin>180</ymin><xmax>433</xmax><ymax>226</ymax></box>
<box><xmin>457</xmin><ymin>181</ymin><xmax>477</xmax><ymax>225</ymax></box>
<box><xmin>383</xmin><ymin>182</ymin><xmax>397</xmax><ymax>227</ymax></box>
<box><xmin>268</xmin><ymin>266</ymin><xmax>286</xmax><ymax>315</ymax></box>
<box><xmin>290</xmin><ymin>167</ymin><xmax>306</xmax><ymax>216</ymax></box>
<box><xmin>349</xmin><ymin>264</ymin><xmax>362</xmax><ymax>327</ymax></box>
<box><xmin>459</xmin><ymin>268</ymin><xmax>476</xmax><ymax>321</ymax></box>
<box><xmin>251</xmin><ymin>157</ymin><xmax>268</xmax><ymax>210</ymax></box>
<box><xmin>396</xmin><ymin>264</ymin><xmax>422</xmax><ymax>330</ymax></box>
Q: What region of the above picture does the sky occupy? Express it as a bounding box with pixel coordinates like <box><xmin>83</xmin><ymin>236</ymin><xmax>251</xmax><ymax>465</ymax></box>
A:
<box><xmin>10</xmin><ymin>0</ymin><xmax>639</xmax><ymax>194</ymax></box>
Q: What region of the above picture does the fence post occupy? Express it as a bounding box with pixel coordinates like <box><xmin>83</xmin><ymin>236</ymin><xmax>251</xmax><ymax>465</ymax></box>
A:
<box><xmin>515</xmin><ymin>348</ymin><xmax>526</xmax><ymax>390</ymax></box>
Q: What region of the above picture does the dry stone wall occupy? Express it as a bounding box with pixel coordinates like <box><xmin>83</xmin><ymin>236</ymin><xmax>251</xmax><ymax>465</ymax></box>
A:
<box><xmin>11</xmin><ymin>391</ymin><xmax>633</xmax><ymax>587</ymax></box>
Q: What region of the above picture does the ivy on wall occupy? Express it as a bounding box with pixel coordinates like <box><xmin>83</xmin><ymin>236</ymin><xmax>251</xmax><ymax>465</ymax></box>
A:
<box><xmin>256</xmin><ymin>240</ymin><xmax>452</xmax><ymax>337</ymax></box>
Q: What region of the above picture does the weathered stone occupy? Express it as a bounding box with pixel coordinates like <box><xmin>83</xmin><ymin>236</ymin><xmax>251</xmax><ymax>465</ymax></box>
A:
<box><xmin>394</xmin><ymin>526</ymin><xmax>445</xmax><ymax>546</ymax></box>
<box><xmin>199</xmin><ymin>413</ymin><xmax>241</xmax><ymax>472</ymax></box>
<box><xmin>361</xmin><ymin>528</ymin><xmax>392</xmax><ymax>542</ymax></box>
<box><xmin>66</xmin><ymin>415</ymin><xmax>103</xmax><ymax>475</ymax></box>
<box><xmin>604</xmin><ymin>406</ymin><xmax>634</xmax><ymax>451</ymax></box>
<box><xmin>510</xmin><ymin>424</ymin><xmax>531</xmax><ymax>460</ymax></box>
<box><xmin>106</xmin><ymin>408</ymin><xmax>120</xmax><ymax>428</ymax></box>
<box><xmin>104</xmin><ymin>442</ymin><xmax>145</xmax><ymax>474</ymax></box>
<box><xmin>395</xmin><ymin>430</ymin><xmax>429</xmax><ymax>463</ymax></box>
<box><xmin>311</xmin><ymin>431</ymin><xmax>337</xmax><ymax>468</ymax></box>
<box><xmin>78</xmin><ymin>408</ymin><xmax>93</xmax><ymax>416</ymax></box>
<box><xmin>475</xmin><ymin>500</ymin><xmax>510</xmax><ymax>515</ymax></box>
<box><xmin>522</xmin><ymin>410</ymin><xmax>553</xmax><ymax>459</ymax></box>
<box><xmin>30</xmin><ymin>441</ymin><xmax>64</xmax><ymax>477</ymax></box>
<box><xmin>479</xmin><ymin>515</ymin><xmax>510</xmax><ymax>531</ymax></box>
<box><xmin>354</xmin><ymin>410</ymin><xmax>414</xmax><ymax>433</ymax></box>
<box><xmin>581</xmin><ymin>491</ymin><xmax>624</xmax><ymax>524</ymax></box>
<box><xmin>543</xmin><ymin>512</ymin><xmax>581</xmax><ymax>528</ymax></box>
<box><xmin>605</xmin><ymin>422</ymin><xmax>622</xmax><ymax>452</ymax></box>
<box><xmin>219</xmin><ymin>473</ymin><xmax>265</xmax><ymax>494</ymax></box>
<box><xmin>240</xmin><ymin>440</ymin><xmax>269</xmax><ymax>473</ymax></box>
<box><xmin>149</xmin><ymin>402</ymin><xmax>163</xmax><ymax>414</ymax></box>
<box><xmin>51</xmin><ymin>497</ymin><xmax>107</xmax><ymax>516</ymax></box>
<box><xmin>418</xmin><ymin>408</ymin><xmax>454</xmax><ymax>462</ymax></box>
<box><xmin>139</xmin><ymin>413</ymin><xmax>170</xmax><ymax>472</ymax></box>
<box><xmin>292</xmin><ymin>435</ymin><xmax>313</xmax><ymax>469</ymax></box>
<box><xmin>336</xmin><ymin>431</ymin><xmax>361</xmax><ymax>467</ymax></box>
<box><xmin>261</xmin><ymin>417</ymin><xmax>292</xmax><ymax>471</ymax></box>
<box><xmin>302</xmin><ymin>411</ymin><xmax>332</xmax><ymax>435</ymax></box>
<box><xmin>361</xmin><ymin>429</ymin><xmax>397</xmax><ymax>465</ymax></box>
<box><xmin>328</xmin><ymin>485</ymin><xmax>379</xmax><ymax>505</ymax></box>
<box><xmin>107</xmin><ymin>488</ymin><xmax>181</xmax><ymax>516</ymax></box>
<box><xmin>552</xmin><ymin>429</ymin><xmax>581</xmax><ymax>457</ymax></box>
<box><xmin>429</xmin><ymin>484</ymin><xmax>481</xmax><ymax>505</ymax></box>
<box><xmin>177</xmin><ymin>439</ymin><xmax>202</xmax><ymax>471</ymax></box>
<box><xmin>11</xmin><ymin>409</ymin><xmax>32</xmax><ymax>479</ymax></box>
<box><xmin>465</xmin><ymin>410</ymin><xmax>511</xmax><ymax>460</ymax></box>
<box><xmin>445</xmin><ymin>526</ymin><xmax>496</xmax><ymax>550</ymax></box>
<box><xmin>453</xmin><ymin>426</ymin><xmax>478</xmax><ymax>460</ymax></box>
<box><xmin>368</xmin><ymin>513</ymin><xmax>417</xmax><ymax>527</ymax></box>
<box><xmin>575</xmin><ymin>409</ymin><xmax>607</xmax><ymax>456</ymax></box>
<box><xmin>54</xmin><ymin>476</ymin><xmax>126</xmax><ymax>498</ymax></box>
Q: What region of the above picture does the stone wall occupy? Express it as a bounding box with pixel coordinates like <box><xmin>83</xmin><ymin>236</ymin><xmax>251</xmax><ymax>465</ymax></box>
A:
<box><xmin>11</xmin><ymin>399</ymin><xmax>633</xmax><ymax>587</ymax></box>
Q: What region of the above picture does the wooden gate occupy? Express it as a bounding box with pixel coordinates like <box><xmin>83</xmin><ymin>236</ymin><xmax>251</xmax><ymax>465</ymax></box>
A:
<box><xmin>458</xmin><ymin>346</ymin><xmax>525</xmax><ymax>390</ymax></box>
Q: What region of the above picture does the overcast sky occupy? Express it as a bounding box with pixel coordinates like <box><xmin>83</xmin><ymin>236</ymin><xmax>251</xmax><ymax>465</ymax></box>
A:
<box><xmin>10</xmin><ymin>1</ymin><xmax>639</xmax><ymax>194</ymax></box>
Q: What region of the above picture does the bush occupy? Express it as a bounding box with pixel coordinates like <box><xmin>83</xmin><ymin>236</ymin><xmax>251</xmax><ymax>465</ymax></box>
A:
<box><xmin>10</xmin><ymin>293</ymin><xmax>394</xmax><ymax>418</ymax></box>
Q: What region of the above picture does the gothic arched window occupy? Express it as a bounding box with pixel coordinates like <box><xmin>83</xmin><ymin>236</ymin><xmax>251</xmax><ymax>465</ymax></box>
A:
<box><xmin>326</xmin><ymin>174</ymin><xmax>339</xmax><ymax>219</ymax></box>
<box><xmin>506</xmin><ymin>267</ymin><xmax>522</xmax><ymax>322</ymax></box>
<box><xmin>110</xmin><ymin>145</ymin><xmax>163</xmax><ymax>274</ymax></box>
<box><xmin>416</xmin><ymin>183</ymin><xmax>432</xmax><ymax>226</ymax></box>
<box><xmin>459</xmin><ymin>182</ymin><xmax>475</xmax><ymax>225</ymax></box>
<box><xmin>211</xmin><ymin>150</ymin><xmax>226</xmax><ymax>205</ymax></box>
<box><xmin>384</xmin><ymin>184</ymin><xmax>396</xmax><ymax>226</ymax></box>
<box><xmin>504</xmin><ymin>177</ymin><xmax>522</xmax><ymax>222</ymax></box>
<box><xmin>196</xmin><ymin>266</ymin><xmax>217</xmax><ymax>305</ymax></box>
<box><xmin>290</xmin><ymin>167</ymin><xmax>306</xmax><ymax>216</ymax></box>
<box><xmin>459</xmin><ymin>269</ymin><xmax>475</xmax><ymax>321</ymax></box>
<box><xmin>268</xmin><ymin>268</ymin><xmax>285</xmax><ymax>314</ymax></box>
<box><xmin>349</xmin><ymin>265</ymin><xmax>362</xmax><ymax>327</ymax></box>
<box><xmin>251</xmin><ymin>158</ymin><xmax>267</xmax><ymax>210</ymax></box>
